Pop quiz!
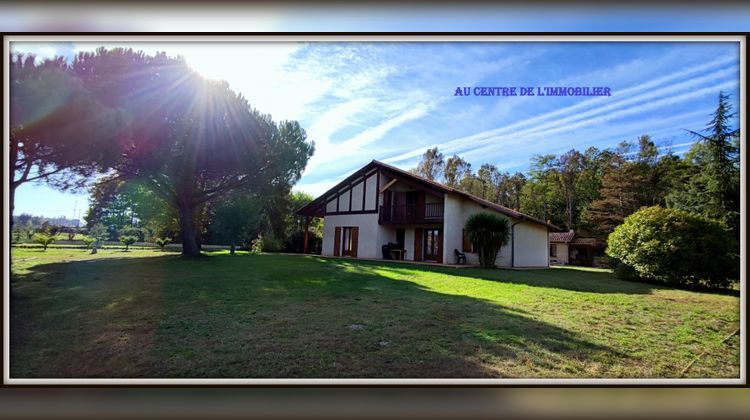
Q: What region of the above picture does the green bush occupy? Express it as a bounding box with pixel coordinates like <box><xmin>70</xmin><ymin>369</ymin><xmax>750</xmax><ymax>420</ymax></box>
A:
<box><xmin>261</xmin><ymin>234</ymin><xmax>283</xmax><ymax>253</ymax></box>
<box><xmin>89</xmin><ymin>223</ymin><xmax>108</xmax><ymax>242</ymax></box>
<box><xmin>250</xmin><ymin>236</ymin><xmax>263</xmax><ymax>254</ymax></box>
<box><xmin>119</xmin><ymin>235</ymin><xmax>137</xmax><ymax>251</ymax></box>
<box><xmin>464</xmin><ymin>212</ymin><xmax>511</xmax><ymax>269</ymax></box>
<box><xmin>33</xmin><ymin>233</ymin><xmax>55</xmax><ymax>251</ymax></box>
<box><xmin>612</xmin><ymin>259</ymin><xmax>639</xmax><ymax>281</ymax></box>
<box><xmin>155</xmin><ymin>237</ymin><xmax>171</xmax><ymax>251</ymax></box>
<box><xmin>283</xmin><ymin>230</ymin><xmax>322</xmax><ymax>254</ymax></box>
<box><xmin>82</xmin><ymin>236</ymin><xmax>96</xmax><ymax>249</ymax></box>
<box><xmin>607</xmin><ymin>206</ymin><xmax>737</xmax><ymax>288</ymax></box>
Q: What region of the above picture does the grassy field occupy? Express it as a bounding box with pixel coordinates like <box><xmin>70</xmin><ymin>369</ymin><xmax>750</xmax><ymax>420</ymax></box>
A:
<box><xmin>9</xmin><ymin>247</ymin><xmax>740</xmax><ymax>378</ymax></box>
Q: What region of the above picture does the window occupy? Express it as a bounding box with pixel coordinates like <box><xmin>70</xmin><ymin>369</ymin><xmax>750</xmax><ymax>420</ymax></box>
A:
<box><xmin>462</xmin><ymin>229</ymin><xmax>474</xmax><ymax>253</ymax></box>
<box><xmin>550</xmin><ymin>244</ymin><xmax>557</xmax><ymax>257</ymax></box>
<box><xmin>342</xmin><ymin>227</ymin><xmax>353</xmax><ymax>255</ymax></box>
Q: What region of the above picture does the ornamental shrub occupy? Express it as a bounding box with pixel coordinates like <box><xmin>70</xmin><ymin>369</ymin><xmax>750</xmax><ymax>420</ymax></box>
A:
<box><xmin>119</xmin><ymin>235</ymin><xmax>137</xmax><ymax>251</ymax></box>
<box><xmin>464</xmin><ymin>212</ymin><xmax>510</xmax><ymax>269</ymax></box>
<box><xmin>250</xmin><ymin>236</ymin><xmax>263</xmax><ymax>254</ymax></box>
<box><xmin>155</xmin><ymin>237</ymin><xmax>171</xmax><ymax>251</ymax></box>
<box><xmin>82</xmin><ymin>236</ymin><xmax>96</xmax><ymax>249</ymax></box>
<box><xmin>607</xmin><ymin>206</ymin><xmax>737</xmax><ymax>288</ymax></box>
<box><xmin>33</xmin><ymin>233</ymin><xmax>55</xmax><ymax>251</ymax></box>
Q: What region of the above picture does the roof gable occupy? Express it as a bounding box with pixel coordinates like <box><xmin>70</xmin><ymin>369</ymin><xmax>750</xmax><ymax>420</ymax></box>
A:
<box><xmin>296</xmin><ymin>160</ymin><xmax>562</xmax><ymax>231</ymax></box>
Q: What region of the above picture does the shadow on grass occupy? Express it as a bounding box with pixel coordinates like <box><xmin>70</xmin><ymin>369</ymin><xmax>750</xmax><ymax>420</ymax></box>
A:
<box><xmin>11</xmin><ymin>252</ymin><xmax>628</xmax><ymax>378</ymax></box>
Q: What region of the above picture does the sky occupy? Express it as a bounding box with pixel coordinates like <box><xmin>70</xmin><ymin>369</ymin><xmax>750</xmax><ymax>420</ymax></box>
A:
<box><xmin>10</xmin><ymin>39</ymin><xmax>741</xmax><ymax>219</ymax></box>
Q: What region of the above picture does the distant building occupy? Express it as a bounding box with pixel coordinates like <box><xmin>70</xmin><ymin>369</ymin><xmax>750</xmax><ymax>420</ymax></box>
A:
<box><xmin>12</xmin><ymin>215</ymin><xmax>80</xmax><ymax>228</ymax></box>
<box><xmin>549</xmin><ymin>231</ymin><xmax>606</xmax><ymax>267</ymax></box>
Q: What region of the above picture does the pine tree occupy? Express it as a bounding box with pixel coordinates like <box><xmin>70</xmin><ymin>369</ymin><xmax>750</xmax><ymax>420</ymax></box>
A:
<box><xmin>669</xmin><ymin>92</ymin><xmax>740</xmax><ymax>237</ymax></box>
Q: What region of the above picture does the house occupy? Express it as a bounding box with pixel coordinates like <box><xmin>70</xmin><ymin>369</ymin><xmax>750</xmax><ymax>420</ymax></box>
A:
<box><xmin>296</xmin><ymin>160</ymin><xmax>561</xmax><ymax>267</ymax></box>
<box><xmin>549</xmin><ymin>230</ymin><xmax>604</xmax><ymax>266</ymax></box>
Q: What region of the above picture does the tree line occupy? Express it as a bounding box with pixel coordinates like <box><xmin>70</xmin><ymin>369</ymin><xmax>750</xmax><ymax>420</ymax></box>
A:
<box><xmin>411</xmin><ymin>92</ymin><xmax>740</xmax><ymax>243</ymax></box>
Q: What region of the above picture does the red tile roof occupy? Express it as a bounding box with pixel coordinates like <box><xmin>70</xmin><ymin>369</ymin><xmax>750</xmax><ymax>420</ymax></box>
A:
<box><xmin>549</xmin><ymin>231</ymin><xmax>576</xmax><ymax>243</ymax></box>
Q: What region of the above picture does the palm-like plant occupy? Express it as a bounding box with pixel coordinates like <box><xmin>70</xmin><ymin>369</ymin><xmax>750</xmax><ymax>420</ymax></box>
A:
<box><xmin>464</xmin><ymin>213</ymin><xmax>511</xmax><ymax>269</ymax></box>
<box><xmin>82</xmin><ymin>236</ymin><xmax>96</xmax><ymax>250</ymax></box>
<box><xmin>155</xmin><ymin>237</ymin><xmax>170</xmax><ymax>251</ymax></box>
<box><xmin>33</xmin><ymin>233</ymin><xmax>55</xmax><ymax>251</ymax></box>
<box><xmin>119</xmin><ymin>235</ymin><xmax>137</xmax><ymax>251</ymax></box>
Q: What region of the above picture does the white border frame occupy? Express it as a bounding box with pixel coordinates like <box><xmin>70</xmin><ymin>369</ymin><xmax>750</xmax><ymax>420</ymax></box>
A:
<box><xmin>3</xmin><ymin>34</ymin><xmax>745</xmax><ymax>386</ymax></box>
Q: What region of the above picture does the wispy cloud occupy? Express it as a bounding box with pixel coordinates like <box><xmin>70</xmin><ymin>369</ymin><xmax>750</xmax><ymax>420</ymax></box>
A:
<box><xmin>384</xmin><ymin>56</ymin><xmax>738</xmax><ymax>165</ymax></box>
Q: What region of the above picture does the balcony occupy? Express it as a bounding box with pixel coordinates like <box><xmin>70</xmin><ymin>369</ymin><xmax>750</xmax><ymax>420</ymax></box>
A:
<box><xmin>378</xmin><ymin>202</ymin><xmax>444</xmax><ymax>224</ymax></box>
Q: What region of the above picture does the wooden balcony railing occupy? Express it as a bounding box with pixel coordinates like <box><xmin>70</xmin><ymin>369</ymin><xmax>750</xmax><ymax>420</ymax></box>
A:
<box><xmin>378</xmin><ymin>202</ymin><xmax>444</xmax><ymax>224</ymax></box>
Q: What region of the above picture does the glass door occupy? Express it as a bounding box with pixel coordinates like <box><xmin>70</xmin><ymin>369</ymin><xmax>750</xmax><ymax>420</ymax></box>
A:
<box><xmin>424</xmin><ymin>228</ymin><xmax>441</xmax><ymax>261</ymax></box>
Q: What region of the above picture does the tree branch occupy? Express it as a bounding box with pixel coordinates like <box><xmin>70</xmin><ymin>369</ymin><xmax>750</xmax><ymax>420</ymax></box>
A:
<box><xmin>22</xmin><ymin>165</ymin><xmax>67</xmax><ymax>183</ymax></box>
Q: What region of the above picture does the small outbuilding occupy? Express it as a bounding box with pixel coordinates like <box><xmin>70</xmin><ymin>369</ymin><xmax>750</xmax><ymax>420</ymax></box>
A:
<box><xmin>549</xmin><ymin>230</ymin><xmax>605</xmax><ymax>267</ymax></box>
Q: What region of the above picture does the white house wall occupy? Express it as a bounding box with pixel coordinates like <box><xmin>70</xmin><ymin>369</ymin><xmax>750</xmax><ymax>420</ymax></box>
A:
<box><xmin>326</xmin><ymin>198</ymin><xmax>337</xmax><ymax>213</ymax></box>
<box><xmin>337</xmin><ymin>190</ymin><xmax>350</xmax><ymax>212</ymax></box>
<box><xmin>351</xmin><ymin>182</ymin><xmax>364</xmax><ymax>211</ymax></box>
<box><xmin>322</xmin><ymin>213</ymin><xmax>382</xmax><ymax>258</ymax></box>
<box><xmin>443</xmin><ymin>194</ymin><xmax>547</xmax><ymax>268</ymax></box>
<box><xmin>550</xmin><ymin>243</ymin><xmax>569</xmax><ymax>265</ymax></box>
<box><xmin>442</xmin><ymin>194</ymin><xmax>464</xmax><ymax>265</ymax></box>
<box><xmin>513</xmin><ymin>221</ymin><xmax>549</xmax><ymax>267</ymax></box>
<box><xmin>364</xmin><ymin>174</ymin><xmax>378</xmax><ymax>210</ymax></box>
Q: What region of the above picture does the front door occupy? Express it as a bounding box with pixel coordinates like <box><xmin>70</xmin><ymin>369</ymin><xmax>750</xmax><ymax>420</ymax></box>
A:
<box><xmin>424</xmin><ymin>228</ymin><xmax>442</xmax><ymax>262</ymax></box>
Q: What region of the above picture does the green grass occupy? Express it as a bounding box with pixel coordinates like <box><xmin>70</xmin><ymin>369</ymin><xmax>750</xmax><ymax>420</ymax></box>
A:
<box><xmin>10</xmin><ymin>248</ymin><xmax>740</xmax><ymax>378</ymax></box>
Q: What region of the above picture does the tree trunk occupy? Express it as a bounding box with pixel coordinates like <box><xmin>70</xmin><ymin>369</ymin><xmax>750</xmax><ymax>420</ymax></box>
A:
<box><xmin>177</xmin><ymin>203</ymin><xmax>201</xmax><ymax>257</ymax></box>
<box><xmin>230</xmin><ymin>239</ymin><xmax>236</xmax><ymax>255</ymax></box>
<box><xmin>9</xmin><ymin>183</ymin><xmax>15</xmax><ymax>229</ymax></box>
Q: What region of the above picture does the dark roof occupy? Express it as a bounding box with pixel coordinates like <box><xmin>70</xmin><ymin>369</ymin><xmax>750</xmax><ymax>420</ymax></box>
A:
<box><xmin>549</xmin><ymin>231</ymin><xmax>576</xmax><ymax>243</ymax></box>
<box><xmin>296</xmin><ymin>160</ymin><xmax>562</xmax><ymax>231</ymax></box>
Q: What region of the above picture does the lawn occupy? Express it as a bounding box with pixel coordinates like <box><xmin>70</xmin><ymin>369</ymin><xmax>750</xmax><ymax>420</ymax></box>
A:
<box><xmin>9</xmin><ymin>247</ymin><xmax>740</xmax><ymax>378</ymax></box>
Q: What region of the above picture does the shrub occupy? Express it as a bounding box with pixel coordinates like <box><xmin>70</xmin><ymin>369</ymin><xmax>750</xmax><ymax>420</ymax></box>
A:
<box><xmin>155</xmin><ymin>237</ymin><xmax>171</xmax><ymax>251</ymax></box>
<box><xmin>283</xmin><ymin>230</ymin><xmax>322</xmax><ymax>254</ymax></box>
<box><xmin>250</xmin><ymin>236</ymin><xmax>263</xmax><ymax>254</ymax></box>
<box><xmin>82</xmin><ymin>236</ymin><xmax>96</xmax><ymax>249</ymax></box>
<box><xmin>33</xmin><ymin>233</ymin><xmax>55</xmax><ymax>251</ymax></box>
<box><xmin>12</xmin><ymin>226</ymin><xmax>24</xmax><ymax>243</ymax></box>
<box><xmin>89</xmin><ymin>223</ymin><xmax>108</xmax><ymax>242</ymax></box>
<box><xmin>119</xmin><ymin>235</ymin><xmax>137</xmax><ymax>251</ymax></box>
<box><xmin>607</xmin><ymin>206</ymin><xmax>737</xmax><ymax>288</ymax></box>
<box><xmin>464</xmin><ymin>212</ymin><xmax>511</xmax><ymax>269</ymax></box>
<box><xmin>261</xmin><ymin>234</ymin><xmax>283</xmax><ymax>253</ymax></box>
<box><xmin>60</xmin><ymin>227</ymin><xmax>77</xmax><ymax>241</ymax></box>
<box><xmin>39</xmin><ymin>222</ymin><xmax>60</xmax><ymax>236</ymax></box>
<box><xmin>612</xmin><ymin>258</ymin><xmax>639</xmax><ymax>281</ymax></box>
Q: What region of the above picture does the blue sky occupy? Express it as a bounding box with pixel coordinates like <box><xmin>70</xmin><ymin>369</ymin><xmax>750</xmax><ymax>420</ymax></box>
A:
<box><xmin>11</xmin><ymin>40</ymin><xmax>741</xmax><ymax>219</ymax></box>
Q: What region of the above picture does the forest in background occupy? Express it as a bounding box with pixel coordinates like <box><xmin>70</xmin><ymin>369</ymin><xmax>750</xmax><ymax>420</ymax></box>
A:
<box><xmin>409</xmin><ymin>92</ymin><xmax>740</xmax><ymax>245</ymax></box>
